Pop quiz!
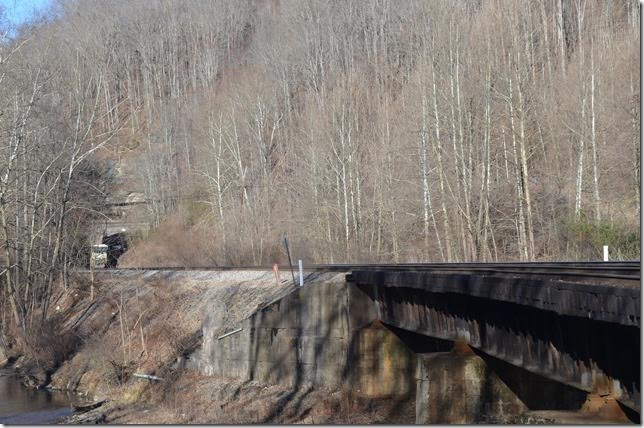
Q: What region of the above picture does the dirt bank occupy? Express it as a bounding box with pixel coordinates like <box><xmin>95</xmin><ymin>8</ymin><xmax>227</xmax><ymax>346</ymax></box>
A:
<box><xmin>1</xmin><ymin>269</ymin><xmax>413</xmax><ymax>423</ymax></box>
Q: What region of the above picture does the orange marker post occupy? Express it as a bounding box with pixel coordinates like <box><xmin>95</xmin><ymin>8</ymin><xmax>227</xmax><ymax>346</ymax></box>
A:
<box><xmin>273</xmin><ymin>264</ymin><xmax>280</xmax><ymax>286</ymax></box>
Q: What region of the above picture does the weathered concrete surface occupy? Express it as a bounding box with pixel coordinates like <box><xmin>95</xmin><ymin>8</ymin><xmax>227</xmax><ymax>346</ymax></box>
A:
<box><xmin>346</xmin><ymin>321</ymin><xmax>416</xmax><ymax>397</ymax></box>
<box><xmin>245</xmin><ymin>277</ymin><xmax>349</xmax><ymax>389</ymax></box>
<box><xmin>415</xmin><ymin>352</ymin><xmax>527</xmax><ymax>423</ymax></box>
<box><xmin>194</xmin><ymin>273</ymin><xmax>348</xmax><ymax>388</ymax></box>
<box><xmin>350</xmin><ymin>271</ymin><xmax>640</xmax><ymax>413</ymax></box>
<box><xmin>194</xmin><ymin>274</ymin><xmax>419</xmax><ymax>398</ymax></box>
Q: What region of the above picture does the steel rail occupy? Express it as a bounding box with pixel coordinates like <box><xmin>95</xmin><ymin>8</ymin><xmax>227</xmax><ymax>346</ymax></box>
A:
<box><xmin>92</xmin><ymin>261</ymin><xmax>640</xmax><ymax>281</ymax></box>
<box><xmin>112</xmin><ymin>261</ymin><xmax>640</xmax><ymax>270</ymax></box>
<box><xmin>349</xmin><ymin>269</ymin><xmax>639</xmax><ymax>281</ymax></box>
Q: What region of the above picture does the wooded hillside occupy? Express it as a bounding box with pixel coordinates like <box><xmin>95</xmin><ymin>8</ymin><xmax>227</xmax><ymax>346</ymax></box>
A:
<box><xmin>0</xmin><ymin>0</ymin><xmax>640</xmax><ymax>330</ymax></box>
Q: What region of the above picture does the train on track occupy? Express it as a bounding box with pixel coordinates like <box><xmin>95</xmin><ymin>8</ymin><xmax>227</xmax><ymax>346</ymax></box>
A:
<box><xmin>90</xmin><ymin>231</ymin><xmax>128</xmax><ymax>269</ymax></box>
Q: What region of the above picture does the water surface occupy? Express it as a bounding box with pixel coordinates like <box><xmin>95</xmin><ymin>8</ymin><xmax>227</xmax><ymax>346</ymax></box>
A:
<box><xmin>0</xmin><ymin>371</ymin><xmax>73</xmax><ymax>424</ymax></box>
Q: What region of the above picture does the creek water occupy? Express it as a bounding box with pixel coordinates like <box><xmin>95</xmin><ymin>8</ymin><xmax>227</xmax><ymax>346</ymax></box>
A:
<box><xmin>0</xmin><ymin>371</ymin><xmax>73</xmax><ymax>424</ymax></box>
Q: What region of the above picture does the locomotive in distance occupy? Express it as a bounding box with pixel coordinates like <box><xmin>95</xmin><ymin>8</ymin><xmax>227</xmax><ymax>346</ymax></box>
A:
<box><xmin>90</xmin><ymin>231</ymin><xmax>128</xmax><ymax>269</ymax></box>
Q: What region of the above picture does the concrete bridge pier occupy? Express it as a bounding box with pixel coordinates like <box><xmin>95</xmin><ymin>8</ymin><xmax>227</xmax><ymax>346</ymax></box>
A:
<box><xmin>412</xmin><ymin>340</ymin><xmax>635</xmax><ymax>424</ymax></box>
<box><xmin>415</xmin><ymin>347</ymin><xmax>527</xmax><ymax>424</ymax></box>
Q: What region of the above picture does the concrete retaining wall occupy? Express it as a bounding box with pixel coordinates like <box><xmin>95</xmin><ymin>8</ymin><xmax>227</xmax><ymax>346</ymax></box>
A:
<box><xmin>193</xmin><ymin>275</ymin><xmax>416</xmax><ymax>396</ymax></box>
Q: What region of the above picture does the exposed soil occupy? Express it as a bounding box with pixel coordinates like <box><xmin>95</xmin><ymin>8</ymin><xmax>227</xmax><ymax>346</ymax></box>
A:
<box><xmin>2</xmin><ymin>269</ymin><xmax>417</xmax><ymax>424</ymax></box>
<box><xmin>65</xmin><ymin>371</ymin><xmax>415</xmax><ymax>424</ymax></box>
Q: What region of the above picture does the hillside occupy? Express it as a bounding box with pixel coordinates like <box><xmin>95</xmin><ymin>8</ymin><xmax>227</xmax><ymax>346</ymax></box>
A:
<box><xmin>85</xmin><ymin>0</ymin><xmax>642</xmax><ymax>265</ymax></box>
<box><xmin>0</xmin><ymin>0</ymin><xmax>639</xmax><ymax>339</ymax></box>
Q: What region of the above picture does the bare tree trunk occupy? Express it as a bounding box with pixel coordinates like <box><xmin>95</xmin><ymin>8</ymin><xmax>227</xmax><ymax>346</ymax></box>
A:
<box><xmin>449</xmin><ymin>25</ymin><xmax>470</xmax><ymax>261</ymax></box>
<box><xmin>430</xmin><ymin>49</ymin><xmax>453</xmax><ymax>262</ymax></box>
<box><xmin>420</xmin><ymin>91</ymin><xmax>444</xmax><ymax>260</ymax></box>
<box><xmin>556</xmin><ymin>0</ymin><xmax>567</xmax><ymax>76</ymax></box>
<box><xmin>589</xmin><ymin>34</ymin><xmax>600</xmax><ymax>222</ymax></box>
<box><xmin>205</xmin><ymin>113</ymin><xmax>227</xmax><ymax>252</ymax></box>
<box><xmin>330</xmin><ymin>104</ymin><xmax>352</xmax><ymax>258</ymax></box>
<box><xmin>507</xmin><ymin>58</ymin><xmax>528</xmax><ymax>260</ymax></box>
<box><xmin>630</xmin><ymin>71</ymin><xmax>640</xmax><ymax>220</ymax></box>
<box><xmin>515</xmin><ymin>55</ymin><xmax>536</xmax><ymax>259</ymax></box>
<box><xmin>0</xmin><ymin>204</ymin><xmax>25</xmax><ymax>331</ymax></box>
<box><xmin>574</xmin><ymin>0</ymin><xmax>587</xmax><ymax>218</ymax></box>
<box><xmin>540</xmin><ymin>1</ymin><xmax>553</xmax><ymax>83</ymax></box>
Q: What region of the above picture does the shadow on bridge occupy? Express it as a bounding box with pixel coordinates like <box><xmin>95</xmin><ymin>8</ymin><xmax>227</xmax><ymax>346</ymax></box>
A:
<box><xmin>355</xmin><ymin>282</ymin><xmax>640</xmax><ymax>422</ymax></box>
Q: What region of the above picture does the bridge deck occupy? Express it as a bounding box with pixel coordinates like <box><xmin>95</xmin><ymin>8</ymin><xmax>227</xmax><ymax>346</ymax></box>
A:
<box><xmin>348</xmin><ymin>267</ymin><xmax>640</xmax><ymax>327</ymax></box>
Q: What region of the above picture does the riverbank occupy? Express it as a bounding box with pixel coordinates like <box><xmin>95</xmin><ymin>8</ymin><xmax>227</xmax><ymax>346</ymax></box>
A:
<box><xmin>0</xmin><ymin>370</ymin><xmax>73</xmax><ymax>424</ymax></box>
<box><xmin>1</xmin><ymin>270</ymin><xmax>414</xmax><ymax>424</ymax></box>
<box><xmin>63</xmin><ymin>372</ymin><xmax>414</xmax><ymax>424</ymax></box>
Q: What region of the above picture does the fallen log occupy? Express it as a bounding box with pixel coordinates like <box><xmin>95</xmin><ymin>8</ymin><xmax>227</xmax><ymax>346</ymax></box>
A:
<box><xmin>73</xmin><ymin>399</ymin><xmax>106</xmax><ymax>413</ymax></box>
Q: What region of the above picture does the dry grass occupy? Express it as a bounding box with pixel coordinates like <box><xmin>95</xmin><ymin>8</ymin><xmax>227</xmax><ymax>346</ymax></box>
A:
<box><xmin>48</xmin><ymin>273</ymin><xmax>203</xmax><ymax>399</ymax></box>
<box><xmin>93</xmin><ymin>371</ymin><xmax>414</xmax><ymax>424</ymax></box>
<box><xmin>47</xmin><ymin>269</ymin><xmax>294</xmax><ymax>397</ymax></box>
<box><xmin>117</xmin><ymin>210</ymin><xmax>293</xmax><ymax>268</ymax></box>
<box><xmin>118</xmin><ymin>216</ymin><xmax>219</xmax><ymax>268</ymax></box>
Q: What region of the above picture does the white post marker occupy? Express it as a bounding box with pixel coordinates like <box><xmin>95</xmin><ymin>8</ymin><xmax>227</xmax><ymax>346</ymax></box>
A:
<box><xmin>298</xmin><ymin>259</ymin><xmax>304</xmax><ymax>287</ymax></box>
<box><xmin>603</xmin><ymin>245</ymin><xmax>609</xmax><ymax>261</ymax></box>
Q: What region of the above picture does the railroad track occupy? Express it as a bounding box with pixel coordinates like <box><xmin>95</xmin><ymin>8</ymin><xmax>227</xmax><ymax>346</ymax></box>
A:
<box><xmin>99</xmin><ymin>261</ymin><xmax>640</xmax><ymax>281</ymax></box>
